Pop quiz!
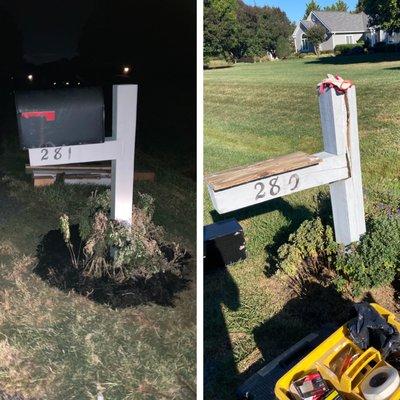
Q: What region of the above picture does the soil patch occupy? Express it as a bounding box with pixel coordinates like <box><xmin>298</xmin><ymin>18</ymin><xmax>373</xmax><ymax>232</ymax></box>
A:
<box><xmin>34</xmin><ymin>225</ymin><xmax>191</xmax><ymax>308</ymax></box>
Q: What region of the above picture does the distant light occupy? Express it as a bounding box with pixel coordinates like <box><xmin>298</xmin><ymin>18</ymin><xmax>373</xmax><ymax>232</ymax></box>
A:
<box><xmin>65</xmin><ymin>81</ymin><xmax>70</xmax><ymax>86</ymax></box>
<box><xmin>77</xmin><ymin>82</ymin><xmax>81</xmax><ymax>85</ymax></box>
<box><xmin>53</xmin><ymin>82</ymin><xmax>56</xmax><ymax>86</ymax></box>
<box><xmin>27</xmin><ymin>74</ymin><xmax>33</xmax><ymax>81</ymax></box>
<box><xmin>123</xmin><ymin>66</ymin><xmax>130</xmax><ymax>74</ymax></box>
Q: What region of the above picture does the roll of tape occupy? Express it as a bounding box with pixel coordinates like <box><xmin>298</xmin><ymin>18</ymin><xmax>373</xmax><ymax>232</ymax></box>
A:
<box><xmin>361</xmin><ymin>365</ymin><xmax>400</xmax><ymax>400</ymax></box>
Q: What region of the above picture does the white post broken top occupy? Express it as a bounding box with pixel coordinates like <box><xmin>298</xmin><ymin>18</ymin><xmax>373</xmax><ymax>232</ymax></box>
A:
<box><xmin>28</xmin><ymin>85</ymin><xmax>138</xmax><ymax>225</ymax></box>
<box><xmin>207</xmin><ymin>82</ymin><xmax>366</xmax><ymax>245</ymax></box>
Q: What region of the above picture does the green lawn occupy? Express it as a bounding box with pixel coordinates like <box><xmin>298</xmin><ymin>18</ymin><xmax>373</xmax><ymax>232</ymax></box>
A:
<box><xmin>0</xmin><ymin>101</ymin><xmax>196</xmax><ymax>399</ymax></box>
<box><xmin>204</xmin><ymin>54</ymin><xmax>400</xmax><ymax>399</ymax></box>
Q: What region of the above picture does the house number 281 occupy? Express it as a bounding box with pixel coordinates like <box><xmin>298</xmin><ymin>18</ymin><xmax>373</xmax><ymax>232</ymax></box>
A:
<box><xmin>254</xmin><ymin>173</ymin><xmax>299</xmax><ymax>200</ymax></box>
<box><xmin>40</xmin><ymin>147</ymin><xmax>72</xmax><ymax>161</ymax></box>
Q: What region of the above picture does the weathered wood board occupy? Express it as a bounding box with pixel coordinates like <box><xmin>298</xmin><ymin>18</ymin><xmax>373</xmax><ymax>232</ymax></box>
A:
<box><xmin>208</xmin><ymin>152</ymin><xmax>348</xmax><ymax>214</ymax></box>
<box><xmin>206</xmin><ymin>152</ymin><xmax>321</xmax><ymax>191</ymax></box>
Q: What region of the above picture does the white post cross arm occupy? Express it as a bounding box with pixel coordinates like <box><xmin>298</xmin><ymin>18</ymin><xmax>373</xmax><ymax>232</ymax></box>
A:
<box><xmin>28</xmin><ymin>84</ymin><xmax>138</xmax><ymax>225</ymax></box>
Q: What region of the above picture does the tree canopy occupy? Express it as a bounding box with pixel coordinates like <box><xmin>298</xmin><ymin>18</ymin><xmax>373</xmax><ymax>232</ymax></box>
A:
<box><xmin>204</xmin><ymin>0</ymin><xmax>238</xmax><ymax>58</ymax></box>
<box><xmin>324</xmin><ymin>0</ymin><xmax>348</xmax><ymax>12</ymax></box>
<box><xmin>364</xmin><ymin>0</ymin><xmax>400</xmax><ymax>32</ymax></box>
<box><xmin>303</xmin><ymin>0</ymin><xmax>349</xmax><ymax>18</ymax></box>
<box><xmin>204</xmin><ymin>0</ymin><xmax>294</xmax><ymax>60</ymax></box>
<box><xmin>355</xmin><ymin>0</ymin><xmax>366</xmax><ymax>13</ymax></box>
<box><xmin>306</xmin><ymin>25</ymin><xmax>326</xmax><ymax>55</ymax></box>
<box><xmin>304</xmin><ymin>1</ymin><xmax>320</xmax><ymax>19</ymax></box>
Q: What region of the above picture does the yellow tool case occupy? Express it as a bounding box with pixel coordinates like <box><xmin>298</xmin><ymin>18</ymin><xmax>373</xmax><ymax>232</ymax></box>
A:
<box><xmin>275</xmin><ymin>304</ymin><xmax>400</xmax><ymax>400</ymax></box>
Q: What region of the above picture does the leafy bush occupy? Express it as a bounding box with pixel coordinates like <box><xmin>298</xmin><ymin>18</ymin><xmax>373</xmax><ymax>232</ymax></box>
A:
<box><xmin>334</xmin><ymin>44</ymin><xmax>364</xmax><ymax>56</ymax></box>
<box><xmin>60</xmin><ymin>191</ymin><xmax>183</xmax><ymax>282</ymax></box>
<box><xmin>334</xmin><ymin>214</ymin><xmax>400</xmax><ymax>296</ymax></box>
<box><xmin>204</xmin><ymin>58</ymin><xmax>234</xmax><ymax>70</ymax></box>
<box><xmin>277</xmin><ymin>213</ymin><xmax>400</xmax><ymax>297</ymax></box>
<box><xmin>277</xmin><ymin>218</ymin><xmax>338</xmax><ymax>277</ymax></box>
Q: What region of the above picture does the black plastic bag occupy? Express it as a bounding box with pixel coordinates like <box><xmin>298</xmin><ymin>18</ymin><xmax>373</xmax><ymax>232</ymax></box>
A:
<box><xmin>347</xmin><ymin>302</ymin><xmax>400</xmax><ymax>358</ymax></box>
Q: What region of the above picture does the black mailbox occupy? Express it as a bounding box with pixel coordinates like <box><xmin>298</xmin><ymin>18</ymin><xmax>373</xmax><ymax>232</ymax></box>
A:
<box><xmin>15</xmin><ymin>87</ymin><xmax>105</xmax><ymax>149</ymax></box>
<box><xmin>204</xmin><ymin>218</ymin><xmax>246</xmax><ymax>270</ymax></box>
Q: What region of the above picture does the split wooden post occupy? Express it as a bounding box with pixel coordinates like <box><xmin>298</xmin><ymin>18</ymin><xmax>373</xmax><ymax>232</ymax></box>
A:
<box><xmin>28</xmin><ymin>84</ymin><xmax>138</xmax><ymax>225</ymax></box>
<box><xmin>319</xmin><ymin>86</ymin><xmax>366</xmax><ymax>244</ymax></box>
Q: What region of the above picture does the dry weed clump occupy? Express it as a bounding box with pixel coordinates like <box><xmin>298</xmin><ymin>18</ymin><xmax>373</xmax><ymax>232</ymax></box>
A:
<box><xmin>59</xmin><ymin>190</ymin><xmax>184</xmax><ymax>283</ymax></box>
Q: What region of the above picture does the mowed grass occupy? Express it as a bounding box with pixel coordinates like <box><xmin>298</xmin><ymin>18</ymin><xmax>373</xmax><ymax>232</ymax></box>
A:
<box><xmin>0</xmin><ymin>103</ymin><xmax>196</xmax><ymax>399</ymax></box>
<box><xmin>204</xmin><ymin>54</ymin><xmax>400</xmax><ymax>399</ymax></box>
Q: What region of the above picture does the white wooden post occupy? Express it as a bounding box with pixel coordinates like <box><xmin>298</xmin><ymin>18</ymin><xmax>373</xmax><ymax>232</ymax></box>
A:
<box><xmin>319</xmin><ymin>86</ymin><xmax>366</xmax><ymax>244</ymax></box>
<box><xmin>28</xmin><ymin>84</ymin><xmax>138</xmax><ymax>225</ymax></box>
<box><xmin>111</xmin><ymin>85</ymin><xmax>138</xmax><ymax>223</ymax></box>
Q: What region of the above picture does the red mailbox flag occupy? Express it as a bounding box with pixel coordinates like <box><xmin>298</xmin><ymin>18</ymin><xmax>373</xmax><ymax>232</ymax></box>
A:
<box><xmin>21</xmin><ymin>111</ymin><xmax>56</xmax><ymax>122</ymax></box>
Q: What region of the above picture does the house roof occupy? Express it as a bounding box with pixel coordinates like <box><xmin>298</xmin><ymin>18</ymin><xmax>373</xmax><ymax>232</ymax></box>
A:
<box><xmin>312</xmin><ymin>11</ymin><xmax>369</xmax><ymax>32</ymax></box>
<box><xmin>300</xmin><ymin>20</ymin><xmax>314</xmax><ymax>30</ymax></box>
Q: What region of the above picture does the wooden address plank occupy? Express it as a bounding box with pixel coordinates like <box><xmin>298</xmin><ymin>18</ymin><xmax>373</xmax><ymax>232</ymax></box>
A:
<box><xmin>206</xmin><ymin>151</ymin><xmax>322</xmax><ymax>191</ymax></box>
<box><xmin>26</xmin><ymin>163</ymin><xmax>111</xmax><ymax>173</ymax></box>
<box><xmin>208</xmin><ymin>152</ymin><xmax>349</xmax><ymax>214</ymax></box>
<box><xmin>32</xmin><ymin>171</ymin><xmax>155</xmax><ymax>187</ymax></box>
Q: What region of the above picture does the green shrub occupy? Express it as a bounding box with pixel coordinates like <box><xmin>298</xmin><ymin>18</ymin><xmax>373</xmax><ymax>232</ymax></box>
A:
<box><xmin>334</xmin><ymin>214</ymin><xmax>400</xmax><ymax>296</ymax></box>
<box><xmin>60</xmin><ymin>190</ymin><xmax>183</xmax><ymax>282</ymax></box>
<box><xmin>277</xmin><ymin>218</ymin><xmax>338</xmax><ymax>277</ymax></box>
<box><xmin>334</xmin><ymin>43</ymin><xmax>364</xmax><ymax>56</ymax></box>
<box><xmin>277</xmin><ymin>213</ymin><xmax>400</xmax><ymax>297</ymax></box>
<box><xmin>204</xmin><ymin>59</ymin><xmax>234</xmax><ymax>70</ymax></box>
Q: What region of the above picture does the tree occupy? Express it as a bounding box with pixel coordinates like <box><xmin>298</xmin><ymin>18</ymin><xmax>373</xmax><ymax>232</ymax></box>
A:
<box><xmin>231</xmin><ymin>2</ymin><xmax>294</xmax><ymax>59</ymax></box>
<box><xmin>355</xmin><ymin>0</ymin><xmax>366</xmax><ymax>13</ymax></box>
<box><xmin>364</xmin><ymin>0</ymin><xmax>400</xmax><ymax>32</ymax></box>
<box><xmin>324</xmin><ymin>0</ymin><xmax>348</xmax><ymax>12</ymax></box>
<box><xmin>306</xmin><ymin>25</ymin><xmax>326</xmax><ymax>55</ymax></box>
<box><xmin>275</xmin><ymin>36</ymin><xmax>292</xmax><ymax>59</ymax></box>
<box><xmin>204</xmin><ymin>0</ymin><xmax>238</xmax><ymax>58</ymax></box>
<box><xmin>304</xmin><ymin>1</ymin><xmax>320</xmax><ymax>19</ymax></box>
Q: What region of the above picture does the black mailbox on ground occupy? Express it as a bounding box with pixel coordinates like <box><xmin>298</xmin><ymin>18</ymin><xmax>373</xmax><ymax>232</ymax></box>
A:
<box><xmin>204</xmin><ymin>218</ymin><xmax>246</xmax><ymax>270</ymax></box>
<box><xmin>15</xmin><ymin>87</ymin><xmax>105</xmax><ymax>149</ymax></box>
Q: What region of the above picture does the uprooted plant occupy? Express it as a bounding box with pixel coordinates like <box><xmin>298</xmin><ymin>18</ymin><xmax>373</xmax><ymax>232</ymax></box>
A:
<box><xmin>59</xmin><ymin>190</ymin><xmax>184</xmax><ymax>283</ymax></box>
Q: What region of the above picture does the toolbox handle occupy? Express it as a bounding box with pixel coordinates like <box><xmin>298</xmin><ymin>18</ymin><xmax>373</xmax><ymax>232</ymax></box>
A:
<box><xmin>340</xmin><ymin>348</ymin><xmax>381</xmax><ymax>392</ymax></box>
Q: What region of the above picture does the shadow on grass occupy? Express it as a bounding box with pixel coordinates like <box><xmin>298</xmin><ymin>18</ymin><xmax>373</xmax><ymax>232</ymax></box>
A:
<box><xmin>204</xmin><ymin>267</ymin><xmax>240</xmax><ymax>400</ymax></box>
<box><xmin>34</xmin><ymin>225</ymin><xmax>190</xmax><ymax>308</ymax></box>
<box><xmin>247</xmin><ymin>281</ymin><xmax>356</xmax><ymax>383</ymax></box>
<box><xmin>210</xmin><ymin>197</ymin><xmax>314</xmax><ymax>224</ymax></box>
<box><xmin>305</xmin><ymin>53</ymin><xmax>400</xmax><ymax>65</ymax></box>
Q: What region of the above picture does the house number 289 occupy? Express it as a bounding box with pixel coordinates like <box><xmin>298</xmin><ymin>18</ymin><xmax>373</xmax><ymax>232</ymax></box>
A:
<box><xmin>254</xmin><ymin>173</ymin><xmax>299</xmax><ymax>200</ymax></box>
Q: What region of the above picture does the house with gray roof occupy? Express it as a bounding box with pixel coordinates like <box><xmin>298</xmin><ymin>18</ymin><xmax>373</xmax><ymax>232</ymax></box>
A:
<box><xmin>293</xmin><ymin>10</ymin><xmax>399</xmax><ymax>53</ymax></box>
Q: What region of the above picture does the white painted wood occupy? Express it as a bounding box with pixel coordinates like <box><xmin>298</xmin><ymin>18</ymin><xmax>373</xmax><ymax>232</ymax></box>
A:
<box><xmin>110</xmin><ymin>85</ymin><xmax>137</xmax><ymax>223</ymax></box>
<box><xmin>28</xmin><ymin>140</ymin><xmax>119</xmax><ymax>166</ymax></box>
<box><xmin>28</xmin><ymin>84</ymin><xmax>138</xmax><ymax>225</ymax></box>
<box><xmin>208</xmin><ymin>152</ymin><xmax>349</xmax><ymax>214</ymax></box>
<box><xmin>319</xmin><ymin>86</ymin><xmax>366</xmax><ymax>244</ymax></box>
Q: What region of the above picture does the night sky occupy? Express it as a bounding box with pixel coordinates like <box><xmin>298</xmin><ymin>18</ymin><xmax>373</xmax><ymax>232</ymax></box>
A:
<box><xmin>1</xmin><ymin>0</ymin><xmax>94</xmax><ymax>64</ymax></box>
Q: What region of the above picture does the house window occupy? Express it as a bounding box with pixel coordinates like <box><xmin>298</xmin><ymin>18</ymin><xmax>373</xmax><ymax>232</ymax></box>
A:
<box><xmin>301</xmin><ymin>35</ymin><xmax>312</xmax><ymax>51</ymax></box>
<box><xmin>346</xmin><ymin>35</ymin><xmax>354</xmax><ymax>44</ymax></box>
